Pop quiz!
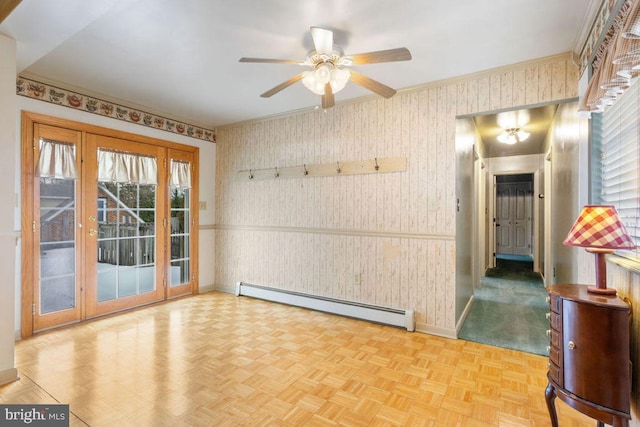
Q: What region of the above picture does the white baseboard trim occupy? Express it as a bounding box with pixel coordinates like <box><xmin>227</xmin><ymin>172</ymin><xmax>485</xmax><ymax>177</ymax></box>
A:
<box><xmin>198</xmin><ymin>283</ymin><xmax>216</xmax><ymax>294</ymax></box>
<box><xmin>214</xmin><ymin>283</ymin><xmax>237</xmax><ymax>294</ymax></box>
<box><xmin>415</xmin><ymin>323</ymin><xmax>458</xmax><ymax>340</ymax></box>
<box><xmin>0</xmin><ymin>368</ymin><xmax>19</xmax><ymax>386</ymax></box>
<box><xmin>455</xmin><ymin>295</ymin><xmax>475</xmax><ymax>337</ymax></box>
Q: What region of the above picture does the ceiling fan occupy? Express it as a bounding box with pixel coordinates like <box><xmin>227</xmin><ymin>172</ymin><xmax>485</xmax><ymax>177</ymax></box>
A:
<box><xmin>239</xmin><ymin>27</ymin><xmax>412</xmax><ymax>109</ymax></box>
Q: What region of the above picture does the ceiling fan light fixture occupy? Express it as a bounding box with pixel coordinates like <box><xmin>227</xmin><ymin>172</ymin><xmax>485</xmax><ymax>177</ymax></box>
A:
<box><xmin>330</xmin><ymin>67</ymin><xmax>351</xmax><ymax>93</ymax></box>
<box><xmin>241</xmin><ymin>27</ymin><xmax>411</xmax><ymax>103</ymax></box>
<box><xmin>497</xmin><ymin>128</ymin><xmax>529</xmax><ymax>145</ymax></box>
<box><xmin>302</xmin><ymin>63</ymin><xmax>351</xmax><ymax>96</ymax></box>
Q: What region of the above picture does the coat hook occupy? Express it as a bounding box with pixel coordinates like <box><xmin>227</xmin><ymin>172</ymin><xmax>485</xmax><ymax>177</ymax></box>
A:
<box><xmin>374</xmin><ymin>157</ymin><xmax>379</xmax><ymax>171</ymax></box>
<box><xmin>303</xmin><ymin>164</ymin><xmax>308</xmax><ymax>176</ymax></box>
<box><xmin>336</xmin><ymin>161</ymin><xmax>341</xmax><ymax>174</ymax></box>
<box><xmin>248</xmin><ymin>169</ymin><xmax>254</xmax><ymax>180</ymax></box>
<box><xmin>274</xmin><ymin>167</ymin><xmax>279</xmax><ymax>178</ymax></box>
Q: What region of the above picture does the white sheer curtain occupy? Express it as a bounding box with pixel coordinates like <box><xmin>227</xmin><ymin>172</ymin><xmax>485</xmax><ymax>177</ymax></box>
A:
<box><xmin>37</xmin><ymin>140</ymin><xmax>78</xmax><ymax>180</ymax></box>
<box><xmin>170</xmin><ymin>160</ymin><xmax>191</xmax><ymax>189</ymax></box>
<box><xmin>98</xmin><ymin>149</ymin><xmax>157</xmax><ymax>185</ymax></box>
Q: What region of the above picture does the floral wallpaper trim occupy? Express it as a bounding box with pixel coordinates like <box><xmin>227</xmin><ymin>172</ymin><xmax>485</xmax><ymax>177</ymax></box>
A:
<box><xmin>16</xmin><ymin>77</ymin><xmax>216</xmax><ymax>143</ymax></box>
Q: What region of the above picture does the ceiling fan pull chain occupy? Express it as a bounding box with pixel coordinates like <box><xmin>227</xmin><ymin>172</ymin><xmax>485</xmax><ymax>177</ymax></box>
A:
<box><xmin>374</xmin><ymin>157</ymin><xmax>379</xmax><ymax>171</ymax></box>
<box><xmin>303</xmin><ymin>164</ymin><xmax>308</xmax><ymax>176</ymax></box>
<box><xmin>336</xmin><ymin>161</ymin><xmax>341</xmax><ymax>174</ymax></box>
<box><xmin>274</xmin><ymin>167</ymin><xmax>279</xmax><ymax>178</ymax></box>
<box><xmin>248</xmin><ymin>169</ymin><xmax>254</xmax><ymax>180</ymax></box>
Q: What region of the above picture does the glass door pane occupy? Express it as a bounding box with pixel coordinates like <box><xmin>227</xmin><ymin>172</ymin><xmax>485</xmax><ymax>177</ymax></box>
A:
<box><xmin>40</xmin><ymin>178</ymin><xmax>76</xmax><ymax>313</ymax></box>
<box><xmin>170</xmin><ymin>186</ymin><xmax>190</xmax><ymax>287</ymax></box>
<box><xmin>97</xmin><ymin>182</ymin><xmax>157</xmax><ymax>302</ymax></box>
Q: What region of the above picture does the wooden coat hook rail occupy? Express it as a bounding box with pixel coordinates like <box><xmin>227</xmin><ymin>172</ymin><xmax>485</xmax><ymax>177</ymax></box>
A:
<box><xmin>237</xmin><ymin>157</ymin><xmax>406</xmax><ymax>181</ymax></box>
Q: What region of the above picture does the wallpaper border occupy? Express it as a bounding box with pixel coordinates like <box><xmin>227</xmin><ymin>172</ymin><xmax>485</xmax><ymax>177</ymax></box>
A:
<box><xmin>16</xmin><ymin>76</ymin><xmax>216</xmax><ymax>143</ymax></box>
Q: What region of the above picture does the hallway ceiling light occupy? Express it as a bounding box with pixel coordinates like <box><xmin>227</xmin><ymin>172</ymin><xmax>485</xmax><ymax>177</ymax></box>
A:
<box><xmin>497</xmin><ymin>128</ymin><xmax>529</xmax><ymax>145</ymax></box>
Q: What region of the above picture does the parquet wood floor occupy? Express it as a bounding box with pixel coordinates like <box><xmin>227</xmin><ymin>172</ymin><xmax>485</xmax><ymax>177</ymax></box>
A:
<box><xmin>1</xmin><ymin>292</ymin><xmax>594</xmax><ymax>426</ymax></box>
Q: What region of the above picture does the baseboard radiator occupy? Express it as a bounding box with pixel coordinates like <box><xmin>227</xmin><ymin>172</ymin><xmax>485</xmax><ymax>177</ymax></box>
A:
<box><xmin>235</xmin><ymin>282</ymin><xmax>415</xmax><ymax>332</ymax></box>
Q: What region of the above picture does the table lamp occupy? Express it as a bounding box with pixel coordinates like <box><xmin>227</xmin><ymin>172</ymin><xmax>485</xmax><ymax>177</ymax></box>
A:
<box><xmin>563</xmin><ymin>205</ymin><xmax>636</xmax><ymax>295</ymax></box>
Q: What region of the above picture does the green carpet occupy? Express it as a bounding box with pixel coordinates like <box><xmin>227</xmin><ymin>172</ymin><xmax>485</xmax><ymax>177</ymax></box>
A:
<box><xmin>459</xmin><ymin>260</ymin><xmax>549</xmax><ymax>356</ymax></box>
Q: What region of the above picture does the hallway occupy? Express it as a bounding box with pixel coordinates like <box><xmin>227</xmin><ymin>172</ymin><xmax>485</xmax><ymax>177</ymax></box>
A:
<box><xmin>458</xmin><ymin>259</ymin><xmax>549</xmax><ymax>356</ymax></box>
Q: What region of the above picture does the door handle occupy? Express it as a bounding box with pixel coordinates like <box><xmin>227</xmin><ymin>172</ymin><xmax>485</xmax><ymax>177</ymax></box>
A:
<box><xmin>89</xmin><ymin>229</ymin><xmax>97</xmax><ymax>236</ymax></box>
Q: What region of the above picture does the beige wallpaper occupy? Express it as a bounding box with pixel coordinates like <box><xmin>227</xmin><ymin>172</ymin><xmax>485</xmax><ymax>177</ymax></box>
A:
<box><xmin>215</xmin><ymin>53</ymin><xmax>578</xmax><ymax>336</ymax></box>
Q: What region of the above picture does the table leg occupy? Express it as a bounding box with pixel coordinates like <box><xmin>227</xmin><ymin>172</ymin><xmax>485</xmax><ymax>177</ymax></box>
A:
<box><xmin>545</xmin><ymin>382</ymin><xmax>558</xmax><ymax>427</ymax></box>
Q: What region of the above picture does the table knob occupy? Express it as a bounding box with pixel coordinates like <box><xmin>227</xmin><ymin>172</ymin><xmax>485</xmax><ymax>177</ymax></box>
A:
<box><xmin>546</xmin><ymin>329</ymin><xmax>551</xmax><ymax>337</ymax></box>
<box><xmin>568</xmin><ymin>341</ymin><xmax>576</xmax><ymax>350</ymax></box>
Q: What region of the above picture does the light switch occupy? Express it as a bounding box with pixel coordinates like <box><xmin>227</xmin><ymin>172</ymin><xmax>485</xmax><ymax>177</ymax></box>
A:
<box><xmin>199</xmin><ymin>201</ymin><xmax>207</xmax><ymax>210</ymax></box>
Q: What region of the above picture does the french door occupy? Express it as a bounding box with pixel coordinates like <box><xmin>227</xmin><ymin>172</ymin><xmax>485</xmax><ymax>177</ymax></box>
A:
<box><xmin>84</xmin><ymin>134</ymin><xmax>167</xmax><ymax>317</ymax></box>
<box><xmin>29</xmin><ymin>124</ymin><xmax>83</xmax><ymax>332</ymax></box>
<box><xmin>22</xmin><ymin>113</ymin><xmax>199</xmax><ymax>336</ymax></box>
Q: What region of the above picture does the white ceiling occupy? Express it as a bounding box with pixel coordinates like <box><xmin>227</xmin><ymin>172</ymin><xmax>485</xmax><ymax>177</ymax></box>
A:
<box><xmin>1</xmin><ymin>0</ymin><xmax>599</xmax><ymax>129</ymax></box>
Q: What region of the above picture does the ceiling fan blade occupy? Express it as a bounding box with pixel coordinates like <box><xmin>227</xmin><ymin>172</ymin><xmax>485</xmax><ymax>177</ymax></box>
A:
<box><xmin>260</xmin><ymin>73</ymin><xmax>305</xmax><ymax>98</ymax></box>
<box><xmin>322</xmin><ymin>83</ymin><xmax>335</xmax><ymax>109</ymax></box>
<box><xmin>349</xmin><ymin>69</ymin><xmax>396</xmax><ymax>98</ymax></box>
<box><xmin>348</xmin><ymin>47</ymin><xmax>412</xmax><ymax>65</ymax></box>
<box><xmin>310</xmin><ymin>26</ymin><xmax>333</xmax><ymax>55</ymax></box>
<box><xmin>240</xmin><ymin>57</ymin><xmax>303</xmax><ymax>65</ymax></box>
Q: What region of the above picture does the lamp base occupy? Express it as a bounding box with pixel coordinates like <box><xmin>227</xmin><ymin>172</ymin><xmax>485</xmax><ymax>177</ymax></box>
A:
<box><xmin>587</xmin><ymin>286</ymin><xmax>617</xmax><ymax>295</ymax></box>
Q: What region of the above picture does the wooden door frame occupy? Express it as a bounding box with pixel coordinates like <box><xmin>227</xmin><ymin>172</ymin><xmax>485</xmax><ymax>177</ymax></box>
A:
<box><xmin>21</xmin><ymin>111</ymin><xmax>200</xmax><ymax>337</ymax></box>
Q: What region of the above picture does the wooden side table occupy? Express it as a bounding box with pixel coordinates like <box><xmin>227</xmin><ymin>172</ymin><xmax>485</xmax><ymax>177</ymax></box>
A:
<box><xmin>545</xmin><ymin>284</ymin><xmax>631</xmax><ymax>427</ymax></box>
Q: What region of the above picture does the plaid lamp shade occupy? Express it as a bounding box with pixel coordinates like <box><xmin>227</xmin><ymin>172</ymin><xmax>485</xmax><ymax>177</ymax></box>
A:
<box><xmin>563</xmin><ymin>205</ymin><xmax>636</xmax><ymax>250</ymax></box>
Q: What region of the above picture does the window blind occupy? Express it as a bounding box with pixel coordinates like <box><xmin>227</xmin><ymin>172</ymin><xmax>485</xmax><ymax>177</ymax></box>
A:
<box><xmin>599</xmin><ymin>79</ymin><xmax>640</xmax><ymax>260</ymax></box>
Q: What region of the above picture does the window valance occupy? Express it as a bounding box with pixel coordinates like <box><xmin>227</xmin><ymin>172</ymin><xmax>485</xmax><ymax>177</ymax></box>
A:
<box><xmin>170</xmin><ymin>160</ymin><xmax>191</xmax><ymax>189</ymax></box>
<box><xmin>98</xmin><ymin>149</ymin><xmax>157</xmax><ymax>185</ymax></box>
<box><xmin>36</xmin><ymin>139</ymin><xmax>78</xmax><ymax>180</ymax></box>
<box><xmin>581</xmin><ymin>0</ymin><xmax>640</xmax><ymax>112</ymax></box>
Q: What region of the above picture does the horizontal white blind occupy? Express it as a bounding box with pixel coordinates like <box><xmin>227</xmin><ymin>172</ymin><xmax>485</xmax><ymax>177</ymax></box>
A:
<box><xmin>601</xmin><ymin>80</ymin><xmax>640</xmax><ymax>260</ymax></box>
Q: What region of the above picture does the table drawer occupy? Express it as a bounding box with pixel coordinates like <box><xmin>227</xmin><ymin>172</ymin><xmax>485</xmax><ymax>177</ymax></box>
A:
<box><xmin>549</xmin><ymin>311</ymin><xmax>561</xmax><ymax>330</ymax></box>
<box><xmin>549</xmin><ymin>295</ymin><xmax>561</xmax><ymax>314</ymax></box>
<box><xmin>548</xmin><ymin>361</ymin><xmax>562</xmax><ymax>385</ymax></box>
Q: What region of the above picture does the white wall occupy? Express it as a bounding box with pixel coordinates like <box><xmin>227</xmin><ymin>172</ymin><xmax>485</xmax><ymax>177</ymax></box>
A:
<box><xmin>0</xmin><ymin>34</ymin><xmax>18</xmax><ymax>385</ymax></box>
<box><xmin>14</xmin><ymin>96</ymin><xmax>217</xmax><ymax>334</ymax></box>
